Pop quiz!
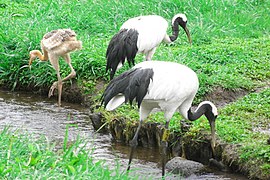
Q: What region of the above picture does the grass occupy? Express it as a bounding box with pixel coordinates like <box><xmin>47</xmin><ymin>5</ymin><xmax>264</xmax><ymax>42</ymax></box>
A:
<box><xmin>0</xmin><ymin>0</ymin><xmax>270</xmax><ymax>178</ymax></box>
<box><xmin>0</xmin><ymin>0</ymin><xmax>269</xmax><ymax>92</ymax></box>
<box><xmin>0</xmin><ymin>127</ymin><xmax>134</xmax><ymax>179</ymax></box>
<box><xmin>219</xmin><ymin>89</ymin><xmax>270</xmax><ymax>143</ymax></box>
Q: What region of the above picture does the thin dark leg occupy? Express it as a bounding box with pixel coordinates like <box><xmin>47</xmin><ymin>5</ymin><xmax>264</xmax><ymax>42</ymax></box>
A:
<box><xmin>110</xmin><ymin>70</ymin><xmax>114</xmax><ymax>80</ymax></box>
<box><xmin>161</xmin><ymin>121</ymin><xmax>170</xmax><ymax>177</ymax></box>
<box><xmin>127</xmin><ymin>121</ymin><xmax>142</xmax><ymax>171</ymax></box>
<box><xmin>161</xmin><ymin>140</ymin><xmax>168</xmax><ymax>177</ymax></box>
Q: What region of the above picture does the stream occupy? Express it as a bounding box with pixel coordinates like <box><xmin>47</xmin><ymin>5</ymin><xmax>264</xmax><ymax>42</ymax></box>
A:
<box><xmin>0</xmin><ymin>89</ymin><xmax>248</xmax><ymax>179</ymax></box>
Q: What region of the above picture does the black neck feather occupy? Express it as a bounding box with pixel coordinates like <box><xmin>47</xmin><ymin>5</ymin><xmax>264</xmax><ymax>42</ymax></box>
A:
<box><xmin>169</xmin><ymin>21</ymin><xmax>180</xmax><ymax>42</ymax></box>
<box><xmin>188</xmin><ymin>103</ymin><xmax>214</xmax><ymax>121</ymax></box>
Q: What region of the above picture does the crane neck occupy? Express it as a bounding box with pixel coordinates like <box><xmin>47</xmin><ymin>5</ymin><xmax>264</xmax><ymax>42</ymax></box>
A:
<box><xmin>187</xmin><ymin>102</ymin><xmax>215</xmax><ymax>122</ymax></box>
<box><xmin>29</xmin><ymin>50</ymin><xmax>45</xmax><ymax>65</ymax></box>
<box><xmin>169</xmin><ymin>21</ymin><xmax>180</xmax><ymax>42</ymax></box>
<box><xmin>187</xmin><ymin>102</ymin><xmax>217</xmax><ymax>157</ymax></box>
<box><xmin>30</xmin><ymin>50</ymin><xmax>45</xmax><ymax>60</ymax></box>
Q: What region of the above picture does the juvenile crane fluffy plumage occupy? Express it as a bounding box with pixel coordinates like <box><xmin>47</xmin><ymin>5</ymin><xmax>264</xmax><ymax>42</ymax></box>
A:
<box><xmin>101</xmin><ymin>61</ymin><xmax>218</xmax><ymax>177</ymax></box>
<box><xmin>29</xmin><ymin>29</ymin><xmax>82</xmax><ymax>106</ymax></box>
<box><xmin>106</xmin><ymin>14</ymin><xmax>192</xmax><ymax>79</ymax></box>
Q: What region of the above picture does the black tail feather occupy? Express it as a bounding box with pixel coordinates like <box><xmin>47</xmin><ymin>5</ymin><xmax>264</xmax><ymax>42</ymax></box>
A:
<box><xmin>101</xmin><ymin>68</ymin><xmax>154</xmax><ymax>109</ymax></box>
<box><xmin>125</xmin><ymin>69</ymin><xmax>154</xmax><ymax>108</ymax></box>
<box><xmin>106</xmin><ymin>29</ymin><xmax>138</xmax><ymax>79</ymax></box>
<box><xmin>101</xmin><ymin>68</ymin><xmax>138</xmax><ymax>108</ymax></box>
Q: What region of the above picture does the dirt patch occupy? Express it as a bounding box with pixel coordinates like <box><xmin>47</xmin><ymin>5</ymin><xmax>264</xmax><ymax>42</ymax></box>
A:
<box><xmin>204</xmin><ymin>81</ymin><xmax>270</xmax><ymax>108</ymax></box>
<box><xmin>62</xmin><ymin>81</ymin><xmax>84</xmax><ymax>104</ymax></box>
<box><xmin>254</xmin><ymin>81</ymin><xmax>270</xmax><ymax>93</ymax></box>
<box><xmin>204</xmin><ymin>87</ymin><xmax>249</xmax><ymax>108</ymax></box>
<box><xmin>94</xmin><ymin>79</ymin><xmax>107</xmax><ymax>92</ymax></box>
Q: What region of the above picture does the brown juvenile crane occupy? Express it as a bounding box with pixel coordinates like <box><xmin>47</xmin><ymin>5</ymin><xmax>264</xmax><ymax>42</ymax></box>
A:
<box><xmin>29</xmin><ymin>28</ymin><xmax>82</xmax><ymax>106</ymax></box>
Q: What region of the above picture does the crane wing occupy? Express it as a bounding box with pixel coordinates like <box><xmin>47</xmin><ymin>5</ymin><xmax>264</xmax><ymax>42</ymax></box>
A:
<box><xmin>105</xmin><ymin>95</ymin><xmax>125</xmax><ymax>111</ymax></box>
<box><xmin>106</xmin><ymin>29</ymin><xmax>138</xmax><ymax>79</ymax></box>
<box><xmin>101</xmin><ymin>67</ymin><xmax>154</xmax><ymax>110</ymax></box>
<box><xmin>42</xmin><ymin>29</ymin><xmax>76</xmax><ymax>50</ymax></box>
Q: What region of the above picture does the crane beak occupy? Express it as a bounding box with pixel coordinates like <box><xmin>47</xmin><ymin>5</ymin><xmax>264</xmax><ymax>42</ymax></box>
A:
<box><xmin>28</xmin><ymin>57</ymin><xmax>33</xmax><ymax>70</ymax></box>
<box><xmin>209</xmin><ymin>116</ymin><xmax>217</xmax><ymax>157</ymax></box>
<box><xmin>29</xmin><ymin>58</ymin><xmax>33</xmax><ymax>66</ymax></box>
<box><xmin>183</xmin><ymin>26</ymin><xmax>192</xmax><ymax>45</ymax></box>
<box><xmin>29</xmin><ymin>52</ymin><xmax>35</xmax><ymax>66</ymax></box>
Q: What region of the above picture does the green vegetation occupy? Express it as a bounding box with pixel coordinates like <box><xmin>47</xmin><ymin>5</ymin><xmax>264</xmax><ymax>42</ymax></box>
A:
<box><xmin>220</xmin><ymin>88</ymin><xmax>270</xmax><ymax>176</ymax></box>
<box><xmin>0</xmin><ymin>127</ymin><xmax>133</xmax><ymax>179</ymax></box>
<box><xmin>0</xmin><ymin>0</ymin><xmax>269</xmax><ymax>93</ymax></box>
<box><xmin>0</xmin><ymin>0</ymin><xmax>269</xmax><ymax>179</ymax></box>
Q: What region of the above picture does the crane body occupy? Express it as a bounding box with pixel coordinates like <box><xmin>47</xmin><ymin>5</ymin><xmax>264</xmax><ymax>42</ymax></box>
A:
<box><xmin>101</xmin><ymin>61</ymin><xmax>218</xmax><ymax>177</ymax></box>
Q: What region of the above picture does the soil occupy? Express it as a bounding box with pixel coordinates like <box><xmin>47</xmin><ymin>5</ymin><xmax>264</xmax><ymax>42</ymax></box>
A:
<box><xmin>204</xmin><ymin>87</ymin><xmax>249</xmax><ymax>108</ymax></box>
<box><xmin>204</xmin><ymin>81</ymin><xmax>270</xmax><ymax>108</ymax></box>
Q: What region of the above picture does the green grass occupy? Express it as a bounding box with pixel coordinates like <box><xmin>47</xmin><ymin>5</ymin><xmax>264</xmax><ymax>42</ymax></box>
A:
<box><xmin>219</xmin><ymin>89</ymin><xmax>270</xmax><ymax>144</ymax></box>
<box><xmin>0</xmin><ymin>0</ymin><xmax>270</xmax><ymax>178</ymax></box>
<box><xmin>219</xmin><ymin>88</ymin><xmax>270</xmax><ymax>177</ymax></box>
<box><xmin>0</xmin><ymin>0</ymin><xmax>269</xmax><ymax>92</ymax></box>
<box><xmin>0</xmin><ymin>127</ymin><xmax>134</xmax><ymax>179</ymax></box>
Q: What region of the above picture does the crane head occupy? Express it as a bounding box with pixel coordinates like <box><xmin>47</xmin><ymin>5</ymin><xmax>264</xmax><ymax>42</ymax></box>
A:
<box><xmin>29</xmin><ymin>50</ymin><xmax>43</xmax><ymax>66</ymax></box>
<box><xmin>172</xmin><ymin>13</ymin><xmax>192</xmax><ymax>44</ymax></box>
<box><xmin>203</xmin><ymin>101</ymin><xmax>218</xmax><ymax>157</ymax></box>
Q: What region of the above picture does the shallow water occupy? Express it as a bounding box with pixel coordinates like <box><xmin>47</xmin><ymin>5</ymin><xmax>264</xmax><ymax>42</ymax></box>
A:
<box><xmin>0</xmin><ymin>89</ymin><xmax>248</xmax><ymax>179</ymax></box>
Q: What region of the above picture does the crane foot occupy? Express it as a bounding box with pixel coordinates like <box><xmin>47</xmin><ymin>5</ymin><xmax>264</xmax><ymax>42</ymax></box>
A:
<box><xmin>48</xmin><ymin>81</ymin><xmax>58</xmax><ymax>98</ymax></box>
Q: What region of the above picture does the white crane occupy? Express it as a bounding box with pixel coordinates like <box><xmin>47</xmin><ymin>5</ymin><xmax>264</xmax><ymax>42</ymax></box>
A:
<box><xmin>29</xmin><ymin>29</ymin><xmax>82</xmax><ymax>106</ymax></box>
<box><xmin>101</xmin><ymin>61</ymin><xmax>218</xmax><ymax>177</ymax></box>
<box><xmin>106</xmin><ymin>14</ymin><xmax>192</xmax><ymax>79</ymax></box>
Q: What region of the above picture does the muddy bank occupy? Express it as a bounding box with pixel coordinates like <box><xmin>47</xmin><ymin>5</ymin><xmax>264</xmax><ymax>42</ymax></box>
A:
<box><xmin>1</xmin><ymin>80</ymin><xmax>87</xmax><ymax>106</ymax></box>
<box><xmin>91</xmin><ymin>114</ymin><xmax>269</xmax><ymax>179</ymax></box>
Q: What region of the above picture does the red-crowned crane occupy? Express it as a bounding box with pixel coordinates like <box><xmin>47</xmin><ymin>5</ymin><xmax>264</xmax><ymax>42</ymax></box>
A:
<box><xmin>106</xmin><ymin>14</ymin><xmax>192</xmax><ymax>79</ymax></box>
<box><xmin>101</xmin><ymin>61</ymin><xmax>218</xmax><ymax>177</ymax></box>
<box><xmin>29</xmin><ymin>29</ymin><xmax>82</xmax><ymax>106</ymax></box>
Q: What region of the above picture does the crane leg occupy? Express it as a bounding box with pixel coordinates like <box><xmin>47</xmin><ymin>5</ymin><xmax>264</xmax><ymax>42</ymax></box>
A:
<box><xmin>48</xmin><ymin>77</ymin><xmax>63</xmax><ymax>106</ymax></box>
<box><xmin>48</xmin><ymin>55</ymin><xmax>63</xmax><ymax>106</ymax></box>
<box><xmin>48</xmin><ymin>70</ymin><xmax>63</xmax><ymax>106</ymax></box>
<box><xmin>145</xmin><ymin>47</ymin><xmax>156</xmax><ymax>61</ymax></box>
<box><xmin>48</xmin><ymin>54</ymin><xmax>76</xmax><ymax>106</ymax></box>
<box><xmin>181</xmin><ymin>142</ymin><xmax>187</xmax><ymax>159</ymax></box>
<box><xmin>62</xmin><ymin>54</ymin><xmax>76</xmax><ymax>82</ymax></box>
<box><xmin>110</xmin><ymin>70</ymin><xmax>115</xmax><ymax>80</ymax></box>
<box><xmin>127</xmin><ymin>120</ymin><xmax>142</xmax><ymax>171</ymax></box>
<box><xmin>161</xmin><ymin>121</ymin><xmax>170</xmax><ymax>177</ymax></box>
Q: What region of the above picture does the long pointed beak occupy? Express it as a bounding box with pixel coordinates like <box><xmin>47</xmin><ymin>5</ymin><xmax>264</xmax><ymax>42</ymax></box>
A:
<box><xmin>29</xmin><ymin>53</ymin><xmax>35</xmax><ymax>66</ymax></box>
<box><xmin>209</xmin><ymin>118</ymin><xmax>216</xmax><ymax>157</ymax></box>
<box><xmin>29</xmin><ymin>58</ymin><xmax>33</xmax><ymax>66</ymax></box>
<box><xmin>183</xmin><ymin>26</ymin><xmax>192</xmax><ymax>45</ymax></box>
<box><xmin>28</xmin><ymin>59</ymin><xmax>33</xmax><ymax>71</ymax></box>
